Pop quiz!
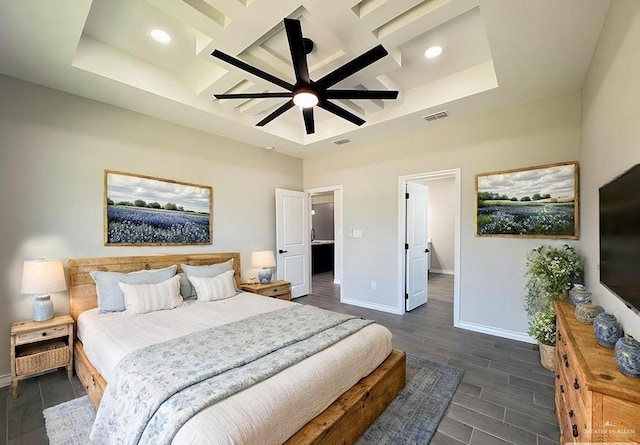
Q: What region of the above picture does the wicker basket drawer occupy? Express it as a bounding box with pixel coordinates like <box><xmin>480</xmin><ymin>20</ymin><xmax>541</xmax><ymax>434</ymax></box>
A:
<box><xmin>15</xmin><ymin>340</ymin><xmax>70</xmax><ymax>376</ymax></box>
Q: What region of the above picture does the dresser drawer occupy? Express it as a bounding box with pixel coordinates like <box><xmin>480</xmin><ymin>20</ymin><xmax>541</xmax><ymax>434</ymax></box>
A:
<box><xmin>15</xmin><ymin>324</ymin><xmax>69</xmax><ymax>346</ymax></box>
<box><xmin>259</xmin><ymin>285</ymin><xmax>290</xmax><ymax>298</ymax></box>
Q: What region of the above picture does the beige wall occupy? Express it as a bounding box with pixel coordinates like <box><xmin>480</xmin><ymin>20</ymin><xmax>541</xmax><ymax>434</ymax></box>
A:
<box><xmin>426</xmin><ymin>177</ymin><xmax>455</xmax><ymax>274</ymax></box>
<box><xmin>580</xmin><ymin>0</ymin><xmax>640</xmax><ymax>339</ymax></box>
<box><xmin>304</xmin><ymin>93</ymin><xmax>581</xmax><ymax>338</ymax></box>
<box><xmin>0</xmin><ymin>75</ymin><xmax>302</xmax><ymax>378</ymax></box>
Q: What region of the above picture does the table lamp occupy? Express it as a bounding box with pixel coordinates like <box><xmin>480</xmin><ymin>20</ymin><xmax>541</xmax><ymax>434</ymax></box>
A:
<box><xmin>252</xmin><ymin>250</ymin><xmax>276</xmax><ymax>284</ymax></box>
<box><xmin>21</xmin><ymin>259</ymin><xmax>67</xmax><ymax>321</ymax></box>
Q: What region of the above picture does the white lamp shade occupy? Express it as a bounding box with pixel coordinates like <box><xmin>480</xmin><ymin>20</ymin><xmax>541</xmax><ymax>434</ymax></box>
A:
<box><xmin>21</xmin><ymin>259</ymin><xmax>67</xmax><ymax>295</ymax></box>
<box><xmin>252</xmin><ymin>250</ymin><xmax>276</xmax><ymax>269</ymax></box>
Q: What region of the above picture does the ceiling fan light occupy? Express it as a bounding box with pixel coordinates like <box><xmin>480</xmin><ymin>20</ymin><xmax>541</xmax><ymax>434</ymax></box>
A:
<box><xmin>293</xmin><ymin>92</ymin><xmax>318</xmax><ymax>108</ymax></box>
<box><xmin>424</xmin><ymin>46</ymin><xmax>443</xmax><ymax>59</ymax></box>
<box><xmin>150</xmin><ymin>29</ymin><xmax>172</xmax><ymax>44</ymax></box>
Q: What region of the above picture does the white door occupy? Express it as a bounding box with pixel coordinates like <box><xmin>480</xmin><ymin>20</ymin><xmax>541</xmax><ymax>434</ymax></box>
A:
<box><xmin>405</xmin><ymin>182</ymin><xmax>429</xmax><ymax>311</ymax></box>
<box><xmin>276</xmin><ymin>189</ymin><xmax>310</xmax><ymax>298</ymax></box>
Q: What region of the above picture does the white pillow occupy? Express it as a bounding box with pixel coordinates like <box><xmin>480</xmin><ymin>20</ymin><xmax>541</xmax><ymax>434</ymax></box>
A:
<box><xmin>188</xmin><ymin>270</ymin><xmax>237</xmax><ymax>302</ymax></box>
<box><xmin>119</xmin><ymin>275</ymin><xmax>182</xmax><ymax>315</ymax></box>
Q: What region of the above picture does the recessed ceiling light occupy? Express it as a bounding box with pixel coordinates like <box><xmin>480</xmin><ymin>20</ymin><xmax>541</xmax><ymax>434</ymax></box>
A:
<box><xmin>150</xmin><ymin>29</ymin><xmax>171</xmax><ymax>44</ymax></box>
<box><xmin>424</xmin><ymin>46</ymin><xmax>443</xmax><ymax>59</ymax></box>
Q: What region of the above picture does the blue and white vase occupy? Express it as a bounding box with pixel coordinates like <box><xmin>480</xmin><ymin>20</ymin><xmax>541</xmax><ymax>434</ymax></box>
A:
<box><xmin>615</xmin><ymin>336</ymin><xmax>640</xmax><ymax>378</ymax></box>
<box><xmin>569</xmin><ymin>284</ymin><xmax>591</xmax><ymax>307</ymax></box>
<box><xmin>593</xmin><ymin>313</ymin><xmax>624</xmax><ymax>348</ymax></box>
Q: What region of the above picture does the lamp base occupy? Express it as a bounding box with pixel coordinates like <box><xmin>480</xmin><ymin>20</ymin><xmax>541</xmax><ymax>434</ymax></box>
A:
<box><xmin>33</xmin><ymin>295</ymin><xmax>54</xmax><ymax>321</ymax></box>
<box><xmin>258</xmin><ymin>268</ymin><xmax>272</xmax><ymax>284</ymax></box>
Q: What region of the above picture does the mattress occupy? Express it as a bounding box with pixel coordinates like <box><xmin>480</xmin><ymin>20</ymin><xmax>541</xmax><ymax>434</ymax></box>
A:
<box><xmin>77</xmin><ymin>292</ymin><xmax>392</xmax><ymax>444</ymax></box>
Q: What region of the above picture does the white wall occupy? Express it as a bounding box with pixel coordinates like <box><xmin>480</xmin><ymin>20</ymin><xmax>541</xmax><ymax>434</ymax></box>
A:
<box><xmin>580</xmin><ymin>0</ymin><xmax>640</xmax><ymax>339</ymax></box>
<box><xmin>304</xmin><ymin>93</ymin><xmax>581</xmax><ymax>337</ymax></box>
<box><xmin>0</xmin><ymin>75</ymin><xmax>302</xmax><ymax>378</ymax></box>
<box><xmin>426</xmin><ymin>177</ymin><xmax>455</xmax><ymax>274</ymax></box>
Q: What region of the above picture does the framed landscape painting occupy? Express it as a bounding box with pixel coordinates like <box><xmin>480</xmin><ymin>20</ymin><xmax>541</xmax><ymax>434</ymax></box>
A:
<box><xmin>104</xmin><ymin>170</ymin><xmax>213</xmax><ymax>245</ymax></box>
<box><xmin>476</xmin><ymin>161</ymin><xmax>579</xmax><ymax>239</ymax></box>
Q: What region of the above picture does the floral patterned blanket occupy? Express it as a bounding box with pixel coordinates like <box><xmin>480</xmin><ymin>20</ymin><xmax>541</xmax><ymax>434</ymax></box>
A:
<box><xmin>90</xmin><ymin>304</ymin><xmax>373</xmax><ymax>445</ymax></box>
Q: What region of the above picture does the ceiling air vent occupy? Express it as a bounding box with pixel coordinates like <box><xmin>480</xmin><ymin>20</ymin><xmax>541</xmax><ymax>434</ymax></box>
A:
<box><xmin>422</xmin><ymin>110</ymin><xmax>449</xmax><ymax>122</ymax></box>
<box><xmin>333</xmin><ymin>139</ymin><xmax>351</xmax><ymax>145</ymax></box>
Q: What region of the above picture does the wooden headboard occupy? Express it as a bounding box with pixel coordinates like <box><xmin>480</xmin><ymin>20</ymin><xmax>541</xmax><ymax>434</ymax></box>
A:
<box><xmin>68</xmin><ymin>252</ymin><xmax>241</xmax><ymax>323</ymax></box>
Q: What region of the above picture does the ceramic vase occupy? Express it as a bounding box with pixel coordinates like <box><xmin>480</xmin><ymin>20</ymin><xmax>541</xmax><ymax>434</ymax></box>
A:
<box><xmin>258</xmin><ymin>268</ymin><xmax>272</xmax><ymax>284</ymax></box>
<box><xmin>615</xmin><ymin>336</ymin><xmax>640</xmax><ymax>378</ymax></box>
<box><xmin>32</xmin><ymin>295</ymin><xmax>54</xmax><ymax>321</ymax></box>
<box><xmin>593</xmin><ymin>313</ymin><xmax>624</xmax><ymax>348</ymax></box>
<box><xmin>569</xmin><ymin>284</ymin><xmax>591</xmax><ymax>307</ymax></box>
<box><xmin>574</xmin><ymin>303</ymin><xmax>603</xmax><ymax>324</ymax></box>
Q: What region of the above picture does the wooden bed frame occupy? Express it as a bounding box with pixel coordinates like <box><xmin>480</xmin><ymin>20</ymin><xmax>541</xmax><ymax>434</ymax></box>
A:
<box><xmin>68</xmin><ymin>253</ymin><xmax>406</xmax><ymax>445</ymax></box>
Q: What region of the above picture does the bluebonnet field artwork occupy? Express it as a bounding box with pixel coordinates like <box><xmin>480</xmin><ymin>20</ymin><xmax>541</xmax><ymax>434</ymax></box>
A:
<box><xmin>476</xmin><ymin>162</ymin><xmax>578</xmax><ymax>238</ymax></box>
<box><xmin>105</xmin><ymin>171</ymin><xmax>212</xmax><ymax>245</ymax></box>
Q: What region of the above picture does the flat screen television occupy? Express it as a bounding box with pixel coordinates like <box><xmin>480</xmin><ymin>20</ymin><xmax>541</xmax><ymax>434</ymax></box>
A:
<box><xmin>599</xmin><ymin>163</ymin><xmax>640</xmax><ymax>313</ymax></box>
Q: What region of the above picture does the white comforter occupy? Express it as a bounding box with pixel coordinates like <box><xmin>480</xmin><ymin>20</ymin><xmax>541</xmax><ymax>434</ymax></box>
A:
<box><xmin>78</xmin><ymin>293</ymin><xmax>392</xmax><ymax>445</ymax></box>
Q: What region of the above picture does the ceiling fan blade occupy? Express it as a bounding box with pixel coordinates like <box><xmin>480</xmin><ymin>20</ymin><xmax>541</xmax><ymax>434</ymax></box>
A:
<box><xmin>214</xmin><ymin>92</ymin><xmax>293</xmax><ymax>99</ymax></box>
<box><xmin>317</xmin><ymin>45</ymin><xmax>388</xmax><ymax>89</ymax></box>
<box><xmin>319</xmin><ymin>100</ymin><xmax>365</xmax><ymax>126</ymax></box>
<box><xmin>212</xmin><ymin>49</ymin><xmax>295</xmax><ymax>91</ymax></box>
<box><xmin>302</xmin><ymin>107</ymin><xmax>315</xmax><ymax>134</ymax></box>
<box><xmin>256</xmin><ymin>100</ymin><xmax>294</xmax><ymax>127</ymax></box>
<box><xmin>284</xmin><ymin>18</ymin><xmax>311</xmax><ymax>84</ymax></box>
<box><xmin>324</xmin><ymin>89</ymin><xmax>399</xmax><ymax>100</ymax></box>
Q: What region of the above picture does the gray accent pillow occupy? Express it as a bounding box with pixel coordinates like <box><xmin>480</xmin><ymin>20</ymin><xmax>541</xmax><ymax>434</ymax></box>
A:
<box><xmin>180</xmin><ymin>259</ymin><xmax>235</xmax><ymax>298</ymax></box>
<box><xmin>178</xmin><ymin>273</ymin><xmax>194</xmax><ymax>300</ymax></box>
<box><xmin>90</xmin><ymin>265</ymin><xmax>178</xmax><ymax>313</ymax></box>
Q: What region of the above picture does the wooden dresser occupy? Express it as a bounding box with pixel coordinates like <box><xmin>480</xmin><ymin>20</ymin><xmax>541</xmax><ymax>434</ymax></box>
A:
<box><xmin>555</xmin><ymin>301</ymin><xmax>640</xmax><ymax>443</ymax></box>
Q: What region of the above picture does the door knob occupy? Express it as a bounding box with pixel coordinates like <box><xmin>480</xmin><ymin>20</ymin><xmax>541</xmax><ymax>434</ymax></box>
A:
<box><xmin>278</xmin><ymin>249</ymin><xmax>288</xmax><ymax>254</ymax></box>
<box><xmin>425</xmin><ymin>248</ymin><xmax>430</xmax><ymax>253</ymax></box>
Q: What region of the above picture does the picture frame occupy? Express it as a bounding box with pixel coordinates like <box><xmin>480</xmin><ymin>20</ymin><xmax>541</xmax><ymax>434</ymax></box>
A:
<box><xmin>475</xmin><ymin>161</ymin><xmax>579</xmax><ymax>239</ymax></box>
<box><xmin>104</xmin><ymin>170</ymin><xmax>213</xmax><ymax>246</ymax></box>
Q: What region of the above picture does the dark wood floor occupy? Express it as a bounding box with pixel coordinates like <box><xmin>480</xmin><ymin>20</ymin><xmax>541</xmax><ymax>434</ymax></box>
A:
<box><xmin>2</xmin><ymin>272</ymin><xmax>558</xmax><ymax>445</ymax></box>
<box><xmin>306</xmin><ymin>272</ymin><xmax>559</xmax><ymax>445</ymax></box>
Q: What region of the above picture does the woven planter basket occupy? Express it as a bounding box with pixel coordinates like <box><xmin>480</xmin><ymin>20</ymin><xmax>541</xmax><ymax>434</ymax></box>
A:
<box><xmin>538</xmin><ymin>342</ymin><xmax>556</xmax><ymax>371</ymax></box>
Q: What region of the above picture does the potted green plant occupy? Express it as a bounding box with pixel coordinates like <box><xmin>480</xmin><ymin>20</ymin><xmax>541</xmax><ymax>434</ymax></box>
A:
<box><xmin>524</xmin><ymin>244</ymin><xmax>584</xmax><ymax>370</ymax></box>
<box><xmin>527</xmin><ymin>305</ymin><xmax>557</xmax><ymax>370</ymax></box>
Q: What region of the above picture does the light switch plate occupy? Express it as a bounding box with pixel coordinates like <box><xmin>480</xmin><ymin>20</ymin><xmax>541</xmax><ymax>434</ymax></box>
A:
<box><xmin>352</xmin><ymin>229</ymin><xmax>363</xmax><ymax>238</ymax></box>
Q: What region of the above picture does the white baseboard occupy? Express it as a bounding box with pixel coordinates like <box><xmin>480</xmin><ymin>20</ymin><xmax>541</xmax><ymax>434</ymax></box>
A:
<box><xmin>0</xmin><ymin>373</ymin><xmax>11</xmax><ymax>388</ymax></box>
<box><xmin>341</xmin><ymin>298</ymin><xmax>403</xmax><ymax>315</ymax></box>
<box><xmin>430</xmin><ymin>269</ymin><xmax>454</xmax><ymax>275</ymax></box>
<box><xmin>457</xmin><ymin>320</ymin><xmax>536</xmax><ymax>344</ymax></box>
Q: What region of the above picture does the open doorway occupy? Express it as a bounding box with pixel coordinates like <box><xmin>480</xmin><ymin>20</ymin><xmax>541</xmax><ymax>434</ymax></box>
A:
<box><xmin>305</xmin><ymin>185</ymin><xmax>343</xmax><ymax>302</ymax></box>
<box><xmin>398</xmin><ymin>169</ymin><xmax>460</xmax><ymax>326</ymax></box>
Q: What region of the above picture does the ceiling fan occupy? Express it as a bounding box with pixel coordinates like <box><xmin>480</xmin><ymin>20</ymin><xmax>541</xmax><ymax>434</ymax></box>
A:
<box><xmin>211</xmin><ymin>18</ymin><xmax>399</xmax><ymax>135</ymax></box>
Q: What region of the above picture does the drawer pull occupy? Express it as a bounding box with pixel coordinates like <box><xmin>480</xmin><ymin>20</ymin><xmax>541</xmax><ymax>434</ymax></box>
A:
<box><xmin>572</xmin><ymin>425</ymin><xmax>579</xmax><ymax>438</ymax></box>
<box><xmin>556</xmin><ymin>374</ymin><xmax>560</xmax><ymax>379</ymax></box>
<box><xmin>41</xmin><ymin>332</ymin><xmax>47</xmax><ymax>337</ymax></box>
<box><xmin>569</xmin><ymin>409</ymin><xmax>574</xmax><ymax>418</ymax></box>
<box><xmin>573</xmin><ymin>378</ymin><xmax>580</xmax><ymax>390</ymax></box>
<box><xmin>558</xmin><ymin>331</ymin><xmax>562</xmax><ymax>341</ymax></box>
<box><xmin>560</xmin><ymin>384</ymin><xmax>564</xmax><ymax>393</ymax></box>
<box><xmin>563</xmin><ymin>353</ymin><xmax>569</xmax><ymax>368</ymax></box>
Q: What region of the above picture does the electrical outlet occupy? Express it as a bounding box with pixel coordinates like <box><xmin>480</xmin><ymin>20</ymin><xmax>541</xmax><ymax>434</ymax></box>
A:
<box><xmin>371</xmin><ymin>281</ymin><xmax>376</xmax><ymax>290</ymax></box>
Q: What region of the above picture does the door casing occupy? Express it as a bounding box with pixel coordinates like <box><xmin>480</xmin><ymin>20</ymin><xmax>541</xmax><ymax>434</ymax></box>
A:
<box><xmin>397</xmin><ymin>169</ymin><xmax>461</xmax><ymax>325</ymax></box>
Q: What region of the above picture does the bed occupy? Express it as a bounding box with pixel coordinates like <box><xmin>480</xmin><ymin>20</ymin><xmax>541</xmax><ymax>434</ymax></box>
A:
<box><xmin>68</xmin><ymin>253</ymin><xmax>406</xmax><ymax>444</ymax></box>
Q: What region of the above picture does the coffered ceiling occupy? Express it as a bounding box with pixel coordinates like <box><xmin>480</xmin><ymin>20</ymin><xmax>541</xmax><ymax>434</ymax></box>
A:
<box><xmin>0</xmin><ymin>0</ymin><xmax>611</xmax><ymax>157</ymax></box>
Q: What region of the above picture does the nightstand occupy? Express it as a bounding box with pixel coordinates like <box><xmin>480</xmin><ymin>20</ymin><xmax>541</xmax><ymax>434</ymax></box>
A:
<box><xmin>240</xmin><ymin>280</ymin><xmax>292</xmax><ymax>301</ymax></box>
<box><xmin>10</xmin><ymin>314</ymin><xmax>74</xmax><ymax>398</ymax></box>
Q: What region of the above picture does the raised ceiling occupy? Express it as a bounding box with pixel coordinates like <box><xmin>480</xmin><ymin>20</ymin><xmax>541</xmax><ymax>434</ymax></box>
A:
<box><xmin>0</xmin><ymin>0</ymin><xmax>611</xmax><ymax>157</ymax></box>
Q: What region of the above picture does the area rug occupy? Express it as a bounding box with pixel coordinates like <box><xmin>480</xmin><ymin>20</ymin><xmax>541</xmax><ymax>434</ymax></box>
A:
<box><xmin>44</xmin><ymin>354</ymin><xmax>463</xmax><ymax>445</ymax></box>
